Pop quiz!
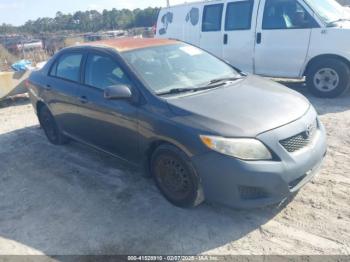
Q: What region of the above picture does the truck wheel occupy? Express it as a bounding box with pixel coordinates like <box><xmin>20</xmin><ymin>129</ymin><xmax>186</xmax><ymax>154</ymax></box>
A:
<box><xmin>38</xmin><ymin>105</ymin><xmax>69</xmax><ymax>145</ymax></box>
<box><xmin>151</xmin><ymin>144</ymin><xmax>204</xmax><ymax>208</ymax></box>
<box><xmin>306</xmin><ymin>58</ymin><xmax>350</xmax><ymax>98</ymax></box>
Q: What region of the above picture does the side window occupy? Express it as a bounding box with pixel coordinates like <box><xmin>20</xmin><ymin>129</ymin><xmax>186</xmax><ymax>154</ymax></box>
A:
<box><xmin>54</xmin><ymin>53</ymin><xmax>83</xmax><ymax>82</ymax></box>
<box><xmin>225</xmin><ymin>1</ymin><xmax>254</xmax><ymax>31</ymax></box>
<box><xmin>84</xmin><ymin>54</ymin><xmax>131</xmax><ymax>90</ymax></box>
<box><xmin>262</xmin><ymin>0</ymin><xmax>319</xmax><ymax>30</ymax></box>
<box><xmin>202</xmin><ymin>4</ymin><xmax>224</xmax><ymax>32</ymax></box>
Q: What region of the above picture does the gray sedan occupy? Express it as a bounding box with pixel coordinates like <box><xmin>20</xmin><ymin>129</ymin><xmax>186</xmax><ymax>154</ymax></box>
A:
<box><xmin>27</xmin><ymin>38</ymin><xmax>327</xmax><ymax>208</ymax></box>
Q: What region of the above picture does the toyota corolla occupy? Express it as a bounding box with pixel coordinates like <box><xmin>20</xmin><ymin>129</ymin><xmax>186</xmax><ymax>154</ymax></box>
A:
<box><xmin>27</xmin><ymin>38</ymin><xmax>327</xmax><ymax>208</ymax></box>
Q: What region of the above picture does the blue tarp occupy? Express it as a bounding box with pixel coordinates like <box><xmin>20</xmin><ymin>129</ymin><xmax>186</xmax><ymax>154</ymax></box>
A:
<box><xmin>11</xmin><ymin>60</ymin><xmax>32</xmax><ymax>72</ymax></box>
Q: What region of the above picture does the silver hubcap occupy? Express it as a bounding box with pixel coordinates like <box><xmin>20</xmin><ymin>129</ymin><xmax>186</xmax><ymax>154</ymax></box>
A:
<box><xmin>313</xmin><ymin>68</ymin><xmax>339</xmax><ymax>92</ymax></box>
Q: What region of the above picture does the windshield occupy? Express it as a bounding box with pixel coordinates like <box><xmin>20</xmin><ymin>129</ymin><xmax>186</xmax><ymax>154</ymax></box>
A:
<box><xmin>305</xmin><ymin>0</ymin><xmax>347</xmax><ymax>24</ymax></box>
<box><xmin>121</xmin><ymin>43</ymin><xmax>240</xmax><ymax>94</ymax></box>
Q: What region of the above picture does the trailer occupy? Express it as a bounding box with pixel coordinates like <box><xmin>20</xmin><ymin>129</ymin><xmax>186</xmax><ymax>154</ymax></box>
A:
<box><xmin>0</xmin><ymin>61</ymin><xmax>46</xmax><ymax>100</ymax></box>
<box><xmin>0</xmin><ymin>70</ymin><xmax>29</xmax><ymax>100</ymax></box>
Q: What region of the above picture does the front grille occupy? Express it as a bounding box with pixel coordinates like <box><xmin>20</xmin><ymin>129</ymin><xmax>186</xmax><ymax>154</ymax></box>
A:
<box><xmin>280</xmin><ymin>119</ymin><xmax>318</xmax><ymax>153</ymax></box>
<box><xmin>280</xmin><ymin>133</ymin><xmax>311</xmax><ymax>153</ymax></box>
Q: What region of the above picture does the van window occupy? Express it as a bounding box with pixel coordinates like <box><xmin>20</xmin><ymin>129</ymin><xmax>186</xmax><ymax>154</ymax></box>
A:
<box><xmin>262</xmin><ymin>0</ymin><xmax>319</xmax><ymax>29</ymax></box>
<box><xmin>54</xmin><ymin>53</ymin><xmax>83</xmax><ymax>82</ymax></box>
<box><xmin>84</xmin><ymin>54</ymin><xmax>131</xmax><ymax>90</ymax></box>
<box><xmin>202</xmin><ymin>4</ymin><xmax>224</xmax><ymax>32</ymax></box>
<box><xmin>305</xmin><ymin>0</ymin><xmax>344</xmax><ymax>25</ymax></box>
<box><xmin>225</xmin><ymin>1</ymin><xmax>254</xmax><ymax>30</ymax></box>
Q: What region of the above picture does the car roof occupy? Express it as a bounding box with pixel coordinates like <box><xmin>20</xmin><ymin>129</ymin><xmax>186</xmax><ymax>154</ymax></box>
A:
<box><xmin>79</xmin><ymin>37</ymin><xmax>180</xmax><ymax>52</ymax></box>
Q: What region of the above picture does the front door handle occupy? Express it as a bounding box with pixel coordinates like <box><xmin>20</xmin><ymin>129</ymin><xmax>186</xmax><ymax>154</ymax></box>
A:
<box><xmin>44</xmin><ymin>84</ymin><xmax>51</xmax><ymax>91</ymax></box>
<box><xmin>79</xmin><ymin>96</ymin><xmax>88</xmax><ymax>104</ymax></box>
<box><xmin>256</xmin><ymin>32</ymin><xmax>262</xmax><ymax>44</ymax></box>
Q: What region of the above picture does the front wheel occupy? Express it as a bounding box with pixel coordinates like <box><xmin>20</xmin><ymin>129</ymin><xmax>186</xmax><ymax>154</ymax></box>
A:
<box><xmin>306</xmin><ymin>58</ymin><xmax>350</xmax><ymax>98</ymax></box>
<box><xmin>151</xmin><ymin>144</ymin><xmax>204</xmax><ymax>208</ymax></box>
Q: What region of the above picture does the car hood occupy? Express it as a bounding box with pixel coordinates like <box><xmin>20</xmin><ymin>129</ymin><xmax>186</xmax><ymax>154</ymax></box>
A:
<box><xmin>166</xmin><ymin>75</ymin><xmax>310</xmax><ymax>137</ymax></box>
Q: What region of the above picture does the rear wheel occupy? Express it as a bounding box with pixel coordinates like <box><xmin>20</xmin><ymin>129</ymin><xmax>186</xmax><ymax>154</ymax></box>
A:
<box><xmin>38</xmin><ymin>105</ymin><xmax>69</xmax><ymax>145</ymax></box>
<box><xmin>306</xmin><ymin>58</ymin><xmax>350</xmax><ymax>98</ymax></box>
<box><xmin>151</xmin><ymin>144</ymin><xmax>204</xmax><ymax>208</ymax></box>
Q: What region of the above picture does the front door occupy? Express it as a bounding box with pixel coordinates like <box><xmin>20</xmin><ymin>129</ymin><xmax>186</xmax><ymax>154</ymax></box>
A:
<box><xmin>222</xmin><ymin>0</ymin><xmax>257</xmax><ymax>73</ymax></box>
<box><xmin>254</xmin><ymin>0</ymin><xmax>319</xmax><ymax>77</ymax></box>
<box><xmin>200</xmin><ymin>3</ymin><xmax>224</xmax><ymax>57</ymax></box>
<box><xmin>76</xmin><ymin>52</ymin><xmax>139</xmax><ymax>162</ymax></box>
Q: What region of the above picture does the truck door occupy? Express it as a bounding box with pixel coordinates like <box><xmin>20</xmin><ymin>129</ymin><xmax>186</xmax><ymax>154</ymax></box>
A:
<box><xmin>222</xmin><ymin>0</ymin><xmax>256</xmax><ymax>73</ymax></box>
<box><xmin>200</xmin><ymin>3</ymin><xmax>224</xmax><ymax>57</ymax></box>
<box><xmin>254</xmin><ymin>0</ymin><xmax>319</xmax><ymax>78</ymax></box>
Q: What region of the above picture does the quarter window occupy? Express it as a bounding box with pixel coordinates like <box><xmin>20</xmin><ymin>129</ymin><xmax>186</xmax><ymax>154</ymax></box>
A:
<box><xmin>262</xmin><ymin>0</ymin><xmax>319</xmax><ymax>29</ymax></box>
<box><xmin>225</xmin><ymin>1</ymin><xmax>254</xmax><ymax>31</ymax></box>
<box><xmin>202</xmin><ymin>4</ymin><xmax>224</xmax><ymax>32</ymax></box>
<box><xmin>84</xmin><ymin>54</ymin><xmax>131</xmax><ymax>90</ymax></box>
<box><xmin>54</xmin><ymin>53</ymin><xmax>83</xmax><ymax>82</ymax></box>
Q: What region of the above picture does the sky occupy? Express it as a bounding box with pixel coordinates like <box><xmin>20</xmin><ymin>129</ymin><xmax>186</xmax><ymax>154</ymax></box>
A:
<box><xmin>0</xmin><ymin>0</ymin><xmax>196</xmax><ymax>26</ymax></box>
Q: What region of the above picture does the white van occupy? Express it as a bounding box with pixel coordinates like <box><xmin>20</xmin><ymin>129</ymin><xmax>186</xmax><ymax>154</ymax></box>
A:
<box><xmin>156</xmin><ymin>0</ymin><xmax>350</xmax><ymax>98</ymax></box>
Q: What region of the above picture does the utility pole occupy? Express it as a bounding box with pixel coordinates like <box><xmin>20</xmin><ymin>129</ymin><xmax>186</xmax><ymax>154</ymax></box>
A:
<box><xmin>166</xmin><ymin>0</ymin><xmax>170</xmax><ymax>7</ymax></box>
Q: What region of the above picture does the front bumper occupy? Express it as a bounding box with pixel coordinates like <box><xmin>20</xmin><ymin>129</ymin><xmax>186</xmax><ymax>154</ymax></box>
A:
<box><xmin>191</xmin><ymin>107</ymin><xmax>327</xmax><ymax>208</ymax></box>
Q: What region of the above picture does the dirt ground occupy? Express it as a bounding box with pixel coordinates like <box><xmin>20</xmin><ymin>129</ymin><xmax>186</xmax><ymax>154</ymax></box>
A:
<box><xmin>0</xmin><ymin>82</ymin><xmax>349</xmax><ymax>256</ymax></box>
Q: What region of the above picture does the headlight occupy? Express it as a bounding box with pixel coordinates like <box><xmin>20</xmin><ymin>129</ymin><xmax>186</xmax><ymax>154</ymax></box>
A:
<box><xmin>200</xmin><ymin>135</ymin><xmax>272</xmax><ymax>160</ymax></box>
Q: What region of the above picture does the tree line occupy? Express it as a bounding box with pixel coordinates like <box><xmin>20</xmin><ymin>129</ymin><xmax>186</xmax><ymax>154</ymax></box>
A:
<box><xmin>0</xmin><ymin>7</ymin><xmax>160</xmax><ymax>34</ymax></box>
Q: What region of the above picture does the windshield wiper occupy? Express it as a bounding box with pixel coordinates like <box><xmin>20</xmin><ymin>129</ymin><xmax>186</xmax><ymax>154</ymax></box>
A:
<box><xmin>157</xmin><ymin>82</ymin><xmax>227</xmax><ymax>96</ymax></box>
<box><xmin>157</xmin><ymin>87</ymin><xmax>198</xmax><ymax>96</ymax></box>
<box><xmin>157</xmin><ymin>76</ymin><xmax>244</xmax><ymax>96</ymax></box>
<box><xmin>208</xmin><ymin>76</ymin><xmax>244</xmax><ymax>85</ymax></box>
<box><xmin>327</xmin><ymin>18</ymin><xmax>350</xmax><ymax>26</ymax></box>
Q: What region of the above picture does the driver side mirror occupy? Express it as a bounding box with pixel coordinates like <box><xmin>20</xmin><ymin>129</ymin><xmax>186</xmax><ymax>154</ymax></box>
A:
<box><xmin>104</xmin><ymin>85</ymin><xmax>132</xmax><ymax>100</ymax></box>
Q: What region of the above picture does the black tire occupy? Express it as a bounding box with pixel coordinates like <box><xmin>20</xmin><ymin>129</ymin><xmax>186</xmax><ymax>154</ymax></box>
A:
<box><xmin>306</xmin><ymin>58</ymin><xmax>350</xmax><ymax>98</ymax></box>
<box><xmin>38</xmin><ymin>105</ymin><xmax>69</xmax><ymax>145</ymax></box>
<box><xmin>151</xmin><ymin>144</ymin><xmax>204</xmax><ymax>208</ymax></box>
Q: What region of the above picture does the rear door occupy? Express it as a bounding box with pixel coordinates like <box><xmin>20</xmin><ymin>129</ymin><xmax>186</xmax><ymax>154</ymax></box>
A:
<box><xmin>254</xmin><ymin>0</ymin><xmax>319</xmax><ymax>77</ymax></box>
<box><xmin>46</xmin><ymin>52</ymin><xmax>85</xmax><ymax>137</ymax></box>
<box><xmin>200</xmin><ymin>3</ymin><xmax>224</xmax><ymax>57</ymax></box>
<box><xmin>76</xmin><ymin>51</ymin><xmax>139</xmax><ymax>162</ymax></box>
<box><xmin>222</xmin><ymin>0</ymin><xmax>256</xmax><ymax>73</ymax></box>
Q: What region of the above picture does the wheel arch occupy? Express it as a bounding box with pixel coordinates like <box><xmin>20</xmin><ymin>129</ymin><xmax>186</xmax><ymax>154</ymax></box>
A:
<box><xmin>36</xmin><ymin>101</ymin><xmax>51</xmax><ymax>128</ymax></box>
<box><xmin>145</xmin><ymin>138</ymin><xmax>205</xmax><ymax>207</ymax></box>
<box><xmin>303</xmin><ymin>54</ymin><xmax>350</xmax><ymax>77</ymax></box>
<box><xmin>143</xmin><ymin>139</ymin><xmax>192</xmax><ymax>177</ymax></box>
<box><xmin>36</xmin><ymin>100</ymin><xmax>47</xmax><ymax>114</ymax></box>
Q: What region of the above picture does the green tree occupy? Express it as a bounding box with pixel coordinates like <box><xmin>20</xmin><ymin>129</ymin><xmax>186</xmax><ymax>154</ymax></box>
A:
<box><xmin>0</xmin><ymin>7</ymin><xmax>160</xmax><ymax>34</ymax></box>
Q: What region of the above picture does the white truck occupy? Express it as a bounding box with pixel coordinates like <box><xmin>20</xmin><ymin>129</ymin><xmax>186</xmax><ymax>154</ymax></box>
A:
<box><xmin>156</xmin><ymin>0</ymin><xmax>350</xmax><ymax>98</ymax></box>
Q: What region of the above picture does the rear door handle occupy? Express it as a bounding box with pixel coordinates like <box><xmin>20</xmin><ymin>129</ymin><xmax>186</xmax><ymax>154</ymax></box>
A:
<box><xmin>44</xmin><ymin>84</ymin><xmax>51</xmax><ymax>91</ymax></box>
<box><xmin>79</xmin><ymin>96</ymin><xmax>88</xmax><ymax>104</ymax></box>
<box><xmin>256</xmin><ymin>32</ymin><xmax>262</xmax><ymax>44</ymax></box>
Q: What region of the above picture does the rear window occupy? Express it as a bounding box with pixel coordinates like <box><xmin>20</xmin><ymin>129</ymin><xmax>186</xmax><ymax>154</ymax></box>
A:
<box><xmin>51</xmin><ymin>53</ymin><xmax>83</xmax><ymax>82</ymax></box>
<box><xmin>225</xmin><ymin>1</ymin><xmax>254</xmax><ymax>30</ymax></box>
<box><xmin>202</xmin><ymin>4</ymin><xmax>224</xmax><ymax>32</ymax></box>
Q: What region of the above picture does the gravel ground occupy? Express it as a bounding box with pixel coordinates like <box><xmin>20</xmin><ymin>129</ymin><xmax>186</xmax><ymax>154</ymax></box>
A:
<box><xmin>0</xmin><ymin>83</ymin><xmax>349</xmax><ymax>256</ymax></box>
